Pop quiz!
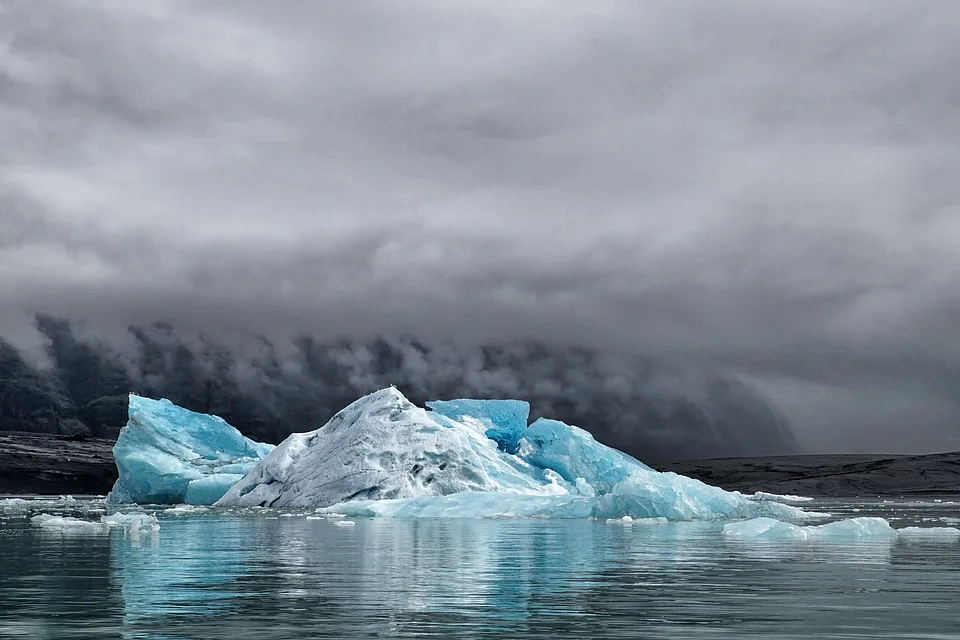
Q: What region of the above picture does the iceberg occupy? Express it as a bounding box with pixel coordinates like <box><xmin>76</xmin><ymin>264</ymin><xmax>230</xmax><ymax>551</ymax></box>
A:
<box><xmin>426</xmin><ymin>398</ymin><xmax>529</xmax><ymax>453</ymax></box>
<box><xmin>107</xmin><ymin>394</ymin><xmax>274</xmax><ymax>505</ymax></box>
<box><xmin>219</xmin><ymin>387</ymin><xmax>803</xmax><ymax>521</ymax></box>
<box><xmin>722</xmin><ymin>517</ymin><xmax>898</xmax><ymax>541</ymax></box>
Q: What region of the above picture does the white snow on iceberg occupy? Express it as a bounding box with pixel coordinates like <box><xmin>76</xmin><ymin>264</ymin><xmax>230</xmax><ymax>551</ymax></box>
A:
<box><xmin>218</xmin><ymin>387</ymin><xmax>803</xmax><ymax>521</ymax></box>
<box><xmin>107</xmin><ymin>394</ymin><xmax>274</xmax><ymax>505</ymax></box>
<box><xmin>217</xmin><ymin>388</ymin><xmax>557</xmax><ymax>509</ymax></box>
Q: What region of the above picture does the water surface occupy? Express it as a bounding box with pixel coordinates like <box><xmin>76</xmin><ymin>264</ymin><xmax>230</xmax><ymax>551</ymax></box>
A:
<box><xmin>2</xmin><ymin>497</ymin><xmax>959</xmax><ymax>639</ymax></box>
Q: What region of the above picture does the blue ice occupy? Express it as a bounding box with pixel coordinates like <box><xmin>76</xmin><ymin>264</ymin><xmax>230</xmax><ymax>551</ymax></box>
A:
<box><xmin>519</xmin><ymin>418</ymin><xmax>652</xmax><ymax>494</ymax></box>
<box><xmin>106</xmin><ymin>395</ymin><xmax>274</xmax><ymax>505</ymax></box>
<box><xmin>427</xmin><ymin>398</ymin><xmax>530</xmax><ymax>453</ymax></box>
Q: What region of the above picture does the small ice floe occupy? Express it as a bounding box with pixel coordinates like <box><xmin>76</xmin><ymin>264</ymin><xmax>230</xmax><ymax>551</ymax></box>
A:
<box><xmin>722</xmin><ymin>517</ymin><xmax>898</xmax><ymax>541</ymax></box>
<box><xmin>746</xmin><ymin>491</ymin><xmax>814</xmax><ymax>504</ymax></box>
<box><xmin>31</xmin><ymin>514</ymin><xmax>107</xmax><ymax>533</ymax></box>
<box><xmin>30</xmin><ymin>512</ymin><xmax>160</xmax><ymax>539</ymax></box>
<box><xmin>0</xmin><ymin>498</ymin><xmax>31</xmax><ymax>506</ymax></box>
<box><xmin>102</xmin><ymin>513</ymin><xmax>161</xmax><ymax>539</ymax></box>
<box><xmin>165</xmin><ymin>505</ymin><xmax>209</xmax><ymax>515</ymax></box>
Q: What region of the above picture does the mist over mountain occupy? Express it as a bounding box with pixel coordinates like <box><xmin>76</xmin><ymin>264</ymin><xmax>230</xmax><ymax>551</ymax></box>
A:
<box><xmin>0</xmin><ymin>316</ymin><xmax>797</xmax><ymax>461</ymax></box>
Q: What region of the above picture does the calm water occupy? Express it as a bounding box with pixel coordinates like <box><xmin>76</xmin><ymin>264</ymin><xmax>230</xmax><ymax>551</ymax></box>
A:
<box><xmin>2</xmin><ymin>497</ymin><xmax>960</xmax><ymax>639</ymax></box>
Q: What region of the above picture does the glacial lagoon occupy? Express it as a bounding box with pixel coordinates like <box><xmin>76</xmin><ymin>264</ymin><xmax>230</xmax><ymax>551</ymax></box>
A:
<box><xmin>3</xmin><ymin>496</ymin><xmax>960</xmax><ymax>639</ymax></box>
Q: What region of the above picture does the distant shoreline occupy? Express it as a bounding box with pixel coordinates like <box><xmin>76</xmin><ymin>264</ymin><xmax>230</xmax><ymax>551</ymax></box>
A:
<box><xmin>2</xmin><ymin>430</ymin><xmax>958</xmax><ymax>498</ymax></box>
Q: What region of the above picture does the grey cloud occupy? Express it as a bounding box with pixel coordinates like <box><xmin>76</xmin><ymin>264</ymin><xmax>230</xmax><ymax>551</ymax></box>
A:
<box><xmin>1</xmin><ymin>0</ymin><xmax>959</xmax><ymax>452</ymax></box>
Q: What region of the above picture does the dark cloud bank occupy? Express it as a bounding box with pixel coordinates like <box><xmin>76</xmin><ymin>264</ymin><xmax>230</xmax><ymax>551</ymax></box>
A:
<box><xmin>0</xmin><ymin>316</ymin><xmax>795</xmax><ymax>461</ymax></box>
<box><xmin>1</xmin><ymin>1</ymin><xmax>959</xmax><ymax>456</ymax></box>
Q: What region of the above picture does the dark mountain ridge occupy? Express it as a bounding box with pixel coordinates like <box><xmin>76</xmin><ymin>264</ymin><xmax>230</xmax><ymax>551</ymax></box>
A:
<box><xmin>0</xmin><ymin>315</ymin><xmax>798</xmax><ymax>462</ymax></box>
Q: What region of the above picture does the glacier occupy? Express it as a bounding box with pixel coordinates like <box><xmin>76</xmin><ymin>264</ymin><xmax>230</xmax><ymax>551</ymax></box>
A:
<box><xmin>216</xmin><ymin>387</ymin><xmax>803</xmax><ymax>521</ymax></box>
<box><xmin>107</xmin><ymin>394</ymin><xmax>274</xmax><ymax>505</ymax></box>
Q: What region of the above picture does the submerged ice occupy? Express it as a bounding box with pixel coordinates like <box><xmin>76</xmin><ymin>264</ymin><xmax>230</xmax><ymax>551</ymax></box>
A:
<box><xmin>107</xmin><ymin>395</ymin><xmax>274</xmax><ymax>505</ymax></box>
<box><xmin>216</xmin><ymin>387</ymin><xmax>802</xmax><ymax>521</ymax></box>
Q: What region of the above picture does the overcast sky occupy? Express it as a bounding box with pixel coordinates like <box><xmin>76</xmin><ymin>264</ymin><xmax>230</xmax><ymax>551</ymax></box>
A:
<box><xmin>2</xmin><ymin>0</ymin><xmax>959</xmax><ymax>453</ymax></box>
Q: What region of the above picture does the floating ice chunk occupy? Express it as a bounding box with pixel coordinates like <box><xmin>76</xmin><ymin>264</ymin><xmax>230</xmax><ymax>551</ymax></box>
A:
<box><xmin>31</xmin><ymin>514</ymin><xmax>106</xmax><ymax>533</ymax></box>
<box><xmin>426</xmin><ymin>399</ymin><xmax>529</xmax><ymax>453</ymax></box>
<box><xmin>218</xmin><ymin>388</ymin><xmax>555</xmax><ymax>509</ymax></box>
<box><xmin>606</xmin><ymin>516</ymin><xmax>669</xmax><ymax>525</ymax></box>
<box><xmin>722</xmin><ymin>517</ymin><xmax>898</xmax><ymax>541</ymax></box>
<box><xmin>747</xmin><ymin>491</ymin><xmax>814</xmax><ymax>504</ymax></box>
<box><xmin>897</xmin><ymin>527</ymin><xmax>960</xmax><ymax>543</ymax></box>
<box><xmin>102</xmin><ymin>512</ymin><xmax>161</xmax><ymax>537</ymax></box>
<box><xmin>165</xmin><ymin>505</ymin><xmax>208</xmax><ymax>515</ymax></box>
<box><xmin>518</xmin><ymin>418</ymin><xmax>652</xmax><ymax>494</ymax></box>
<box><xmin>107</xmin><ymin>394</ymin><xmax>274</xmax><ymax>505</ymax></box>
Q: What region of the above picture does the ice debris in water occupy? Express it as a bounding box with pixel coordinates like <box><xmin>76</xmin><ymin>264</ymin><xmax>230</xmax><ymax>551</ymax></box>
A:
<box><xmin>31</xmin><ymin>514</ymin><xmax>107</xmax><ymax>533</ymax></box>
<box><xmin>426</xmin><ymin>399</ymin><xmax>530</xmax><ymax>453</ymax></box>
<box><xmin>746</xmin><ymin>491</ymin><xmax>814</xmax><ymax>504</ymax></box>
<box><xmin>102</xmin><ymin>513</ymin><xmax>161</xmax><ymax>537</ymax></box>
<box><xmin>221</xmin><ymin>387</ymin><xmax>805</xmax><ymax>521</ymax></box>
<box><xmin>723</xmin><ymin>517</ymin><xmax>899</xmax><ymax>541</ymax></box>
<box><xmin>30</xmin><ymin>512</ymin><xmax>159</xmax><ymax>536</ymax></box>
<box><xmin>605</xmin><ymin>516</ymin><xmax>668</xmax><ymax>525</ymax></box>
<box><xmin>107</xmin><ymin>394</ymin><xmax>274</xmax><ymax>505</ymax></box>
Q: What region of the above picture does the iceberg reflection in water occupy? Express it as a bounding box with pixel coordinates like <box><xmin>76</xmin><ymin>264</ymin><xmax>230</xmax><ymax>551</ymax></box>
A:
<box><xmin>90</xmin><ymin>504</ymin><xmax>960</xmax><ymax>638</ymax></box>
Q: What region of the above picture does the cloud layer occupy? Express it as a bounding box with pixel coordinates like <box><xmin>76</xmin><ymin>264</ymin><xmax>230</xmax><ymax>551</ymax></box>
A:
<box><xmin>2</xmin><ymin>1</ymin><xmax>959</xmax><ymax>452</ymax></box>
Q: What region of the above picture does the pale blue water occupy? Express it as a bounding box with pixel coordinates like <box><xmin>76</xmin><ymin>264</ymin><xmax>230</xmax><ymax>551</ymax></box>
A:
<box><xmin>2</xmin><ymin>497</ymin><xmax>960</xmax><ymax>639</ymax></box>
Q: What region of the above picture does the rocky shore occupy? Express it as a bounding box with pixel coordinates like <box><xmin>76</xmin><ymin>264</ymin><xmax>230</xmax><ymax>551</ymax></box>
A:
<box><xmin>1</xmin><ymin>430</ymin><xmax>958</xmax><ymax>497</ymax></box>
<box><xmin>0</xmin><ymin>431</ymin><xmax>117</xmax><ymax>495</ymax></box>
<box><xmin>660</xmin><ymin>451</ymin><xmax>960</xmax><ymax>497</ymax></box>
